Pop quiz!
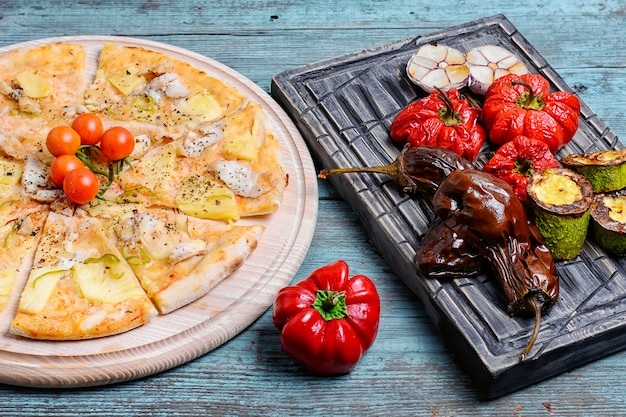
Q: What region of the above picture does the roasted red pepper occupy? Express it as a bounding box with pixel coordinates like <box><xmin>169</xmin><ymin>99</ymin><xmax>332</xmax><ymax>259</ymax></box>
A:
<box><xmin>390</xmin><ymin>88</ymin><xmax>486</xmax><ymax>162</ymax></box>
<box><xmin>272</xmin><ymin>260</ymin><xmax>380</xmax><ymax>375</ymax></box>
<box><xmin>481</xmin><ymin>73</ymin><xmax>581</xmax><ymax>153</ymax></box>
<box><xmin>483</xmin><ymin>135</ymin><xmax>560</xmax><ymax>202</ymax></box>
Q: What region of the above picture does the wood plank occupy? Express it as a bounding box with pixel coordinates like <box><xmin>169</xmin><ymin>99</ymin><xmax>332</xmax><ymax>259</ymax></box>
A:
<box><xmin>1</xmin><ymin>0</ymin><xmax>626</xmax><ymax>414</ymax></box>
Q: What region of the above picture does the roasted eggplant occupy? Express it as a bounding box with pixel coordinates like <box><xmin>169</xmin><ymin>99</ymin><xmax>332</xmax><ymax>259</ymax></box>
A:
<box><xmin>432</xmin><ymin>169</ymin><xmax>559</xmax><ymax>360</ymax></box>
<box><xmin>318</xmin><ymin>144</ymin><xmax>474</xmax><ymax>195</ymax></box>
<box><xmin>415</xmin><ymin>221</ymin><xmax>483</xmax><ymax>278</ymax></box>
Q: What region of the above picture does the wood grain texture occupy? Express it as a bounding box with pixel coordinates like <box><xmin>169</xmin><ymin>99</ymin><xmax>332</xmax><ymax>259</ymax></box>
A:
<box><xmin>0</xmin><ymin>0</ymin><xmax>625</xmax><ymax>415</ymax></box>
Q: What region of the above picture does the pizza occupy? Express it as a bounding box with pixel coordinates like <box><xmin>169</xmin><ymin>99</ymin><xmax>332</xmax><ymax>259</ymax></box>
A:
<box><xmin>0</xmin><ymin>41</ymin><xmax>287</xmax><ymax>340</ymax></box>
<box><xmin>10</xmin><ymin>210</ymin><xmax>157</xmax><ymax>340</ymax></box>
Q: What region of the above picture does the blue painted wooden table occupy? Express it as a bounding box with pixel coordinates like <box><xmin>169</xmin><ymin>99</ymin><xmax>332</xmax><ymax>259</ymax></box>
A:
<box><xmin>0</xmin><ymin>1</ymin><xmax>625</xmax><ymax>415</ymax></box>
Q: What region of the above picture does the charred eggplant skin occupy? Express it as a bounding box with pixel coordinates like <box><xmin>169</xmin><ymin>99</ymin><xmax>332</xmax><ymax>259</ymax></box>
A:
<box><xmin>526</xmin><ymin>168</ymin><xmax>593</xmax><ymax>261</ymax></box>
<box><xmin>432</xmin><ymin>169</ymin><xmax>559</xmax><ymax>360</ymax></box>
<box><xmin>590</xmin><ymin>190</ymin><xmax>626</xmax><ymax>255</ymax></box>
<box><xmin>432</xmin><ymin>169</ymin><xmax>559</xmax><ymax>312</ymax></box>
<box><xmin>561</xmin><ymin>148</ymin><xmax>626</xmax><ymax>193</ymax></box>
<box><xmin>415</xmin><ymin>221</ymin><xmax>483</xmax><ymax>278</ymax></box>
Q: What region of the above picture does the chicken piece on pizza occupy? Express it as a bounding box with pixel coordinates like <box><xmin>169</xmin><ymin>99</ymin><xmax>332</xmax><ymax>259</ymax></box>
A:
<box><xmin>90</xmin><ymin>204</ymin><xmax>264</xmax><ymax>314</ymax></box>
<box><xmin>0</xmin><ymin>43</ymin><xmax>87</xmax><ymax>157</ymax></box>
<box><xmin>10</xmin><ymin>211</ymin><xmax>156</xmax><ymax>340</ymax></box>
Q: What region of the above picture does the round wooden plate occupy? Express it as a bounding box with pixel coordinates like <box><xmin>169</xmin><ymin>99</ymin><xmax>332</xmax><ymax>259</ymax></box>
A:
<box><xmin>0</xmin><ymin>36</ymin><xmax>318</xmax><ymax>388</ymax></box>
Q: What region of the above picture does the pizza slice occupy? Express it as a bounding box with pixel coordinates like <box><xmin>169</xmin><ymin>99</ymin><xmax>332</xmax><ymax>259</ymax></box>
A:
<box><xmin>81</xmin><ymin>43</ymin><xmax>286</xmax><ymax>222</ymax></box>
<box><xmin>0</xmin><ymin>152</ymin><xmax>51</xmax><ymax>312</ymax></box>
<box><xmin>10</xmin><ymin>211</ymin><xmax>156</xmax><ymax>340</ymax></box>
<box><xmin>87</xmin><ymin>203</ymin><xmax>264</xmax><ymax>314</ymax></box>
<box><xmin>179</xmin><ymin>102</ymin><xmax>287</xmax><ymax>218</ymax></box>
<box><xmin>0</xmin><ymin>184</ymin><xmax>48</xmax><ymax>313</ymax></box>
<box><xmin>109</xmin><ymin>102</ymin><xmax>286</xmax><ymax>222</ymax></box>
<box><xmin>0</xmin><ymin>43</ymin><xmax>87</xmax><ymax>158</ymax></box>
<box><xmin>84</xmin><ymin>43</ymin><xmax>246</xmax><ymax>143</ymax></box>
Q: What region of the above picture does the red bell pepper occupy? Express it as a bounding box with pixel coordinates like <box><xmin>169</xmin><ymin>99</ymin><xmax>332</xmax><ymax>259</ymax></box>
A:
<box><xmin>481</xmin><ymin>73</ymin><xmax>580</xmax><ymax>153</ymax></box>
<box><xmin>390</xmin><ymin>88</ymin><xmax>486</xmax><ymax>162</ymax></box>
<box><xmin>482</xmin><ymin>135</ymin><xmax>560</xmax><ymax>202</ymax></box>
<box><xmin>272</xmin><ymin>260</ymin><xmax>380</xmax><ymax>375</ymax></box>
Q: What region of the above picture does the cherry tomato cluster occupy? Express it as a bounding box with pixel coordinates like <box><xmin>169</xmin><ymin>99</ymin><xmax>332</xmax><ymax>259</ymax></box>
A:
<box><xmin>46</xmin><ymin>113</ymin><xmax>135</xmax><ymax>205</ymax></box>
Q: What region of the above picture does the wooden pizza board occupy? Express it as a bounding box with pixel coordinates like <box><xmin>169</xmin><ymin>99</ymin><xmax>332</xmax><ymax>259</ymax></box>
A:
<box><xmin>0</xmin><ymin>36</ymin><xmax>318</xmax><ymax>388</ymax></box>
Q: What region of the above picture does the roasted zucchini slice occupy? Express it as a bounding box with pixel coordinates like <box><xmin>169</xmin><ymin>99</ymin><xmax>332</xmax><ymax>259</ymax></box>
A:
<box><xmin>590</xmin><ymin>190</ymin><xmax>626</xmax><ymax>255</ymax></box>
<box><xmin>526</xmin><ymin>168</ymin><xmax>593</xmax><ymax>260</ymax></box>
<box><xmin>560</xmin><ymin>148</ymin><xmax>626</xmax><ymax>193</ymax></box>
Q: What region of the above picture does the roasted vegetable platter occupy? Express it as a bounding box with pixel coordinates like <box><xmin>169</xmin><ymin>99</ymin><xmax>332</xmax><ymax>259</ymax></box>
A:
<box><xmin>271</xmin><ymin>14</ymin><xmax>624</xmax><ymax>399</ymax></box>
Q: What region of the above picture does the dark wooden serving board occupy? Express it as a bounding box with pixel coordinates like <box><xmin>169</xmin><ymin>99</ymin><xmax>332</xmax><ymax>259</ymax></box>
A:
<box><xmin>270</xmin><ymin>14</ymin><xmax>625</xmax><ymax>398</ymax></box>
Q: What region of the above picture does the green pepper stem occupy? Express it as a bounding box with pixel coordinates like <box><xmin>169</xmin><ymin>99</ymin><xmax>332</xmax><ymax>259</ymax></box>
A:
<box><xmin>511</xmin><ymin>80</ymin><xmax>546</xmax><ymax>111</ymax></box>
<box><xmin>435</xmin><ymin>88</ymin><xmax>462</xmax><ymax>127</ymax></box>
<box><xmin>513</xmin><ymin>158</ymin><xmax>535</xmax><ymax>178</ymax></box>
<box><xmin>312</xmin><ymin>290</ymin><xmax>348</xmax><ymax>321</ymax></box>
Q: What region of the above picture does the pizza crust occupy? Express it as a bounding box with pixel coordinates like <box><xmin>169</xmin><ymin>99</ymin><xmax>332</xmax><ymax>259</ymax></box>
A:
<box><xmin>154</xmin><ymin>224</ymin><xmax>264</xmax><ymax>314</ymax></box>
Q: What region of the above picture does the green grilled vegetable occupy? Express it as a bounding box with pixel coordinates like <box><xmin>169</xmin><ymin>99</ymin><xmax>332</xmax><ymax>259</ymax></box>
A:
<box><xmin>590</xmin><ymin>191</ymin><xmax>626</xmax><ymax>255</ymax></box>
<box><xmin>560</xmin><ymin>148</ymin><xmax>626</xmax><ymax>193</ymax></box>
<box><xmin>526</xmin><ymin>168</ymin><xmax>594</xmax><ymax>260</ymax></box>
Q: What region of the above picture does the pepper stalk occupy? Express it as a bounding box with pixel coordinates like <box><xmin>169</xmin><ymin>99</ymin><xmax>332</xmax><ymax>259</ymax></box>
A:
<box><xmin>312</xmin><ymin>290</ymin><xmax>348</xmax><ymax>321</ymax></box>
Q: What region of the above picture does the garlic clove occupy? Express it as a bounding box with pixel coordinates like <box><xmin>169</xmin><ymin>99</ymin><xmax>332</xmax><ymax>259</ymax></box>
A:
<box><xmin>466</xmin><ymin>45</ymin><xmax>530</xmax><ymax>95</ymax></box>
<box><xmin>406</xmin><ymin>44</ymin><xmax>469</xmax><ymax>93</ymax></box>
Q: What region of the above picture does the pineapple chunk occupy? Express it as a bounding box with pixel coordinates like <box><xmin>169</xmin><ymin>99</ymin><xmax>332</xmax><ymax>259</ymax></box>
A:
<box><xmin>175</xmin><ymin>174</ymin><xmax>239</xmax><ymax>222</ymax></box>
<box><xmin>19</xmin><ymin>268</ymin><xmax>67</xmax><ymax>314</ymax></box>
<box><xmin>0</xmin><ymin>158</ymin><xmax>23</xmax><ymax>185</ymax></box>
<box><xmin>223</xmin><ymin>131</ymin><xmax>258</xmax><ymax>161</ymax></box>
<box><xmin>117</xmin><ymin>142</ymin><xmax>177</xmax><ymax>195</ymax></box>
<box><xmin>223</xmin><ymin>110</ymin><xmax>266</xmax><ymax>161</ymax></box>
<box><xmin>178</xmin><ymin>91</ymin><xmax>222</xmax><ymax>121</ymax></box>
<box><xmin>15</xmin><ymin>72</ymin><xmax>52</xmax><ymax>98</ymax></box>
<box><xmin>73</xmin><ymin>258</ymin><xmax>145</xmax><ymax>305</ymax></box>
<box><xmin>108</xmin><ymin>66</ymin><xmax>145</xmax><ymax>96</ymax></box>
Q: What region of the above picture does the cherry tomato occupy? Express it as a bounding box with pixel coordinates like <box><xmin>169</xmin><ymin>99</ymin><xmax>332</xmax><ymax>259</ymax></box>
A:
<box><xmin>100</xmin><ymin>126</ymin><xmax>135</xmax><ymax>161</ymax></box>
<box><xmin>63</xmin><ymin>167</ymin><xmax>99</xmax><ymax>205</ymax></box>
<box><xmin>71</xmin><ymin>113</ymin><xmax>104</xmax><ymax>146</ymax></box>
<box><xmin>46</xmin><ymin>126</ymin><xmax>81</xmax><ymax>157</ymax></box>
<box><xmin>49</xmin><ymin>154</ymin><xmax>85</xmax><ymax>188</ymax></box>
